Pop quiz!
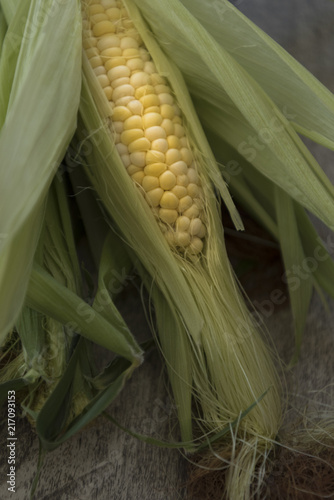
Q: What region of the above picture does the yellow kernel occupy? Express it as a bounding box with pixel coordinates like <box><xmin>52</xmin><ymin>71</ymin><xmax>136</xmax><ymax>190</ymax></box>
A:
<box><xmin>150</xmin><ymin>73</ymin><xmax>166</xmax><ymax>86</ymax></box>
<box><xmin>180</xmin><ymin>148</ymin><xmax>193</xmax><ymax>165</ymax></box>
<box><xmin>169</xmin><ymin>161</ymin><xmax>187</xmax><ymax>176</ymax></box>
<box><xmin>144</xmin><ymin>162</ymin><xmax>167</xmax><ymax>177</ymax></box>
<box><xmin>161</xmin><ymin>119</ymin><xmax>174</xmax><ymax>136</ymax></box>
<box><xmin>89</xmin><ymin>56</ymin><xmax>103</xmax><ymax>69</ymax></box>
<box><xmin>115</xmin><ymin>95</ymin><xmax>135</xmax><ymax>106</ymax></box>
<box><xmin>130</xmin><ymin>152</ymin><xmax>146</xmax><ymax>167</ymax></box>
<box><xmin>128</xmin><ymin>137</ymin><xmax>151</xmax><ymax>153</ymax></box>
<box><xmin>94</xmin><ymin>65</ymin><xmax>107</xmax><ymax>77</ymax></box>
<box><xmin>91</xmin><ymin>13</ymin><xmax>109</xmax><ymax>24</ymax></box>
<box><xmin>155</xmin><ymin>84</ymin><xmax>171</xmax><ymax>94</ymax></box>
<box><xmin>111</xmin><ymin>76</ymin><xmax>130</xmax><ymax>89</ymax></box>
<box><xmin>139</xmin><ymin>47</ymin><xmax>150</xmax><ymax>62</ymax></box>
<box><xmin>159</xmin><ymin>209</ymin><xmax>178</xmax><ymax>224</ymax></box>
<box><xmin>131</xmin><ymin>171</ymin><xmax>145</xmax><ymax>184</ymax></box>
<box><xmin>167</xmin><ymin>135</ymin><xmax>180</xmax><ymax>149</ymax></box>
<box><xmin>120</xmin><ymin>128</ymin><xmax>143</xmax><ymax>146</ymax></box>
<box><xmin>127</xmin><ymin>58</ymin><xmax>145</xmax><ymax>71</ymax></box>
<box><xmin>142</xmin><ymin>176</ymin><xmax>159</xmax><ymax>192</ymax></box>
<box><xmin>178</xmin><ymin>195</ymin><xmax>192</xmax><ymax>212</ymax></box>
<box><xmin>113</xmin><ymin>121</ymin><xmax>124</xmax><ymax>133</ymax></box>
<box><xmin>97</xmin><ymin>35</ymin><xmax>120</xmax><ymax>51</ymax></box>
<box><xmin>123</xmin><ymin>115</ymin><xmax>143</xmax><ymax>130</ymax></box>
<box><xmin>197</xmin><ymin>224</ymin><xmax>206</xmax><ymax>239</ymax></box>
<box><xmin>93</xmin><ymin>20</ymin><xmax>115</xmax><ymax>37</ymax></box>
<box><xmin>189</xmin><ymin>218</ymin><xmax>202</xmax><ymax>236</ymax></box>
<box><xmin>104</xmin><ymin>86</ymin><xmax>113</xmax><ymax>100</ymax></box>
<box><xmin>88</xmin><ymin>5</ymin><xmax>105</xmax><ymax>16</ymax></box>
<box><xmin>144</xmin><ymin>106</ymin><xmax>160</xmax><ymax>114</ymax></box>
<box><xmin>112</xmin><ymin>84</ymin><xmax>135</xmax><ymax>102</ymax></box>
<box><xmin>121</xmin><ymin>154</ymin><xmax>131</xmax><ymax>167</ymax></box>
<box><xmin>160</xmin><ymin>192</ymin><xmax>179</xmax><ymax>210</ymax></box>
<box><xmin>130</xmin><ymin>72</ymin><xmax>151</xmax><ymax>89</ymax></box>
<box><xmin>173</xmin><ymin>115</ymin><xmax>182</xmax><ymax>124</ymax></box>
<box><xmin>158</xmin><ymin>93</ymin><xmax>174</xmax><ymax>105</ymax></box>
<box><xmin>160</xmin><ymin>104</ymin><xmax>174</xmax><ymax>120</ymax></box>
<box><xmin>86</xmin><ymin>47</ymin><xmax>99</xmax><ymax>59</ymax></box>
<box><xmin>107</xmin><ymin>65</ymin><xmax>130</xmax><ymax>81</ymax></box>
<box><xmin>142</xmin><ymin>113</ymin><xmax>163</xmax><ymax>129</ymax></box>
<box><xmin>187</xmin><ymin>168</ymin><xmax>199</xmax><ymax>184</ymax></box>
<box><xmin>127</xmin><ymin>164</ymin><xmax>142</xmax><ymax>175</ymax></box>
<box><xmin>140</xmin><ymin>94</ymin><xmax>160</xmax><ymax>108</ymax></box>
<box><xmin>120</xmin><ymin>36</ymin><xmax>139</xmax><ymax>50</ymax></box>
<box><xmin>100</xmin><ymin>47</ymin><xmax>122</xmax><ymax>59</ymax></box>
<box><xmin>127</xmin><ymin>100</ymin><xmax>143</xmax><ymax>115</ymax></box>
<box><xmin>165</xmin><ymin>149</ymin><xmax>181</xmax><ymax>165</ymax></box>
<box><xmin>101</xmin><ymin>0</ymin><xmax>117</xmax><ymax>6</ymax></box>
<box><xmin>146</xmin><ymin>188</ymin><xmax>164</xmax><ymax>207</ymax></box>
<box><xmin>171</xmin><ymin>185</ymin><xmax>188</xmax><ymax>199</ymax></box>
<box><xmin>187</xmin><ymin>183</ymin><xmax>199</xmax><ymax>198</ymax></box>
<box><xmin>145</xmin><ymin>126</ymin><xmax>166</xmax><ymax>142</ymax></box>
<box><xmin>135</xmin><ymin>85</ymin><xmax>155</xmax><ymax>100</ymax></box>
<box><xmin>183</xmin><ymin>204</ymin><xmax>200</xmax><ymax>219</ymax></box>
<box><xmin>83</xmin><ymin>37</ymin><xmax>97</xmax><ymax>49</ymax></box>
<box><xmin>105</xmin><ymin>56</ymin><xmax>126</xmax><ymax>71</ymax></box>
<box><xmin>175</xmin><ymin>231</ymin><xmax>191</xmax><ymax>247</ymax></box>
<box><xmin>189</xmin><ymin>237</ymin><xmax>203</xmax><ymax>254</ymax></box>
<box><xmin>146</xmin><ymin>150</ymin><xmax>165</xmax><ymax>164</ymax></box>
<box><xmin>174</xmin><ymin>123</ymin><xmax>185</xmax><ymax>138</ymax></box>
<box><xmin>177</xmin><ymin>175</ymin><xmax>189</xmax><ymax>187</ymax></box>
<box><xmin>123</xmin><ymin>48</ymin><xmax>140</xmax><ymax>58</ymax></box>
<box><xmin>116</xmin><ymin>143</ymin><xmax>128</xmax><ymax>155</ymax></box>
<box><xmin>97</xmin><ymin>74</ymin><xmax>110</xmax><ymax>88</ymax></box>
<box><xmin>106</xmin><ymin>7</ymin><xmax>121</xmax><ymax>20</ymax></box>
<box><xmin>151</xmin><ymin>138</ymin><xmax>168</xmax><ymax>153</ymax></box>
<box><xmin>113</xmin><ymin>106</ymin><xmax>132</xmax><ymax>121</ymax></box>
<box><xmin>176</xmin><ymin>216</ymin><xmax>190</xmax><ymax>231</ymax></box>
<box><xmin>159</xmin><ymin>171</ymin><xmax>176</xmax><ymax>190</ymax></box>
<box><xmin>143</xmin><ymin>61</ymin><xmax>156</xmax><ymax>74</ymax></box>
<box><xmin>180</xmin><ymin>137</ymin><xmax>188</xmax><ymax>148</ymax></box>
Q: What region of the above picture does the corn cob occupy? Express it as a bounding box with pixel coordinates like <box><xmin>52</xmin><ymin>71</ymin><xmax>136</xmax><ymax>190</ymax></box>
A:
<box><xmin>82</xmin><ymin>0</ymin><xmax>206</xmax><ymax>255</ymax></box>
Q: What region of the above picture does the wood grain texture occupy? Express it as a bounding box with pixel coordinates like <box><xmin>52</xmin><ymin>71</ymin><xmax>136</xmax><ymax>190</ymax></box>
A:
<box><xmin>1</xmin><ymin>1</ymin><xmax>334</xmax><ymax>499</ymax></box>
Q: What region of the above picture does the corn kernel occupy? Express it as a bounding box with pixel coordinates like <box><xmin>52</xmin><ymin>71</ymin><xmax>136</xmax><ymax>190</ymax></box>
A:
<box><xmin>113</xmin><ymin>106</ymin><xmax>132</xmax><ymax>121</ymax></box>
<box><xmin>128</xmin><ymin>137</ymin><xmax>150</xmax><ymax>153</ymax></box>
<box><xmin>146</xmin><ymin>150</ymin><xmax>165</xmax><ymax>164</ymax></box>
<box><xmin>123</xmin><ymin>115</ymin><xmax>143</xmax><ymax>130</ymax></box>
<box><xmin>169</xmin><ymin>161</ymin><xmax>187</xmax><ymax>176</ymax></box>
<box><xmin>144</xmin><ymin>162</ymin><xmax>167</xmax><ymax>177</ymax></box>
<box><xmin>130</xmin><ymin>152</ymin><xmax>146</xmax><ymax>167</ymax></box>
<box><xmin>160</xmin><ymin>192</ymin><xmax>179</xmax><ymax>210</ymax></box>
<box><xmin>93</xmin><ymin>20</ymin><xmax>115</xmax><ymax>37</ymax></box>
<box><xmin>159</xmin><ymin>209</ymin><xmax>178</xmax><ymax>224</ymax></box>
<box><xmin>146</xmin><ymin>188</ymin><xmax>164</xmax><ymax>207</ymax></box>
<box><xmin>159</xmin><ymin>171</ymin><xmax>176</xmax><ymax>190</ymax></box>
<box><xmin>121</xmin><ymin>128</ymin><xmax>143</xmax><ymax>145</ymax></box>
<box><xmin>142</xmin><ymin>113</ymin><xmax>163</xmax><ymax>129</ymax></box>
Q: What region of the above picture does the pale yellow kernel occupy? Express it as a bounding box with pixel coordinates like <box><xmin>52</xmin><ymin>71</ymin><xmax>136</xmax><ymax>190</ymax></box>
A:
<box><xmin>97</xmin><ymin>35</ymin><xmax>120</xmax><ymax>52</ymax></box>
<box><xmin>91</xmin><ymin>13</ymin><xmax>109</xmax><ymax>25</ymax></box>
<box><xmin>146</xmin><ymin>188</ymin><xmax>164</xmax><ymax>207</ymax></box>
<box><xmin>197</xmin><ymin>224</ymin><xmax>206</xmax><ymax>239</ymax></box>
<box><xmin>144</xmin><ymin>162</ymin><xmax>167</xmax><ymax>177</ymax></box>
<box><xmin>115</xmin><ymin>132</ymin><xmax>121</xmax><ymax>143</ymax></box>
<box><xmin>107</xmin><ymin>65</ymin><xmax>130</xmax><ymax>81</ymax></box>
<box><xmin>159</xmin><ymin>171</ymin><xmax>176</xmax><ymax>190</ymax></box>
<box><xmin>173</xmin><ymin>116</ymin><xmax>182</xmax><ymax>125</ymax></box>
<box><xmin>86</xmin><ymin>47</ymin><xmax>99</xmax><ymax>59</ymax></box>
<box><xmin>179</xmin><ymin>137</ymin><xmax>188</xmax><ymax>148</ymax></box>
<box><xmin>139</xmin><ymin>47</ymin><xmax>150</xmax><ymax>62</ymax></box>
<box><xmin>159</xmin><ymin>209</ymin><xmax>178</xmax><ymax>224</ymax></box>
<box><xmin>187</xmin><ymin>183</ymin><xmax>200</xmax><ymax>198</ymax></box>
<box><xmin>142</xmin><ymin>113</ymin><xmax>163</xmax><ymax>129</ymax></box>
<box><xmin>93</xmin><ymin>21</ymin><xmax>115</xmax><ymax>37</ymax></box>
<box><xmin>135</xmin><ymin>85</ymin><xmax>155</xmax><ymax>100</ymax></box>
<box><xmin>189</xmin><ymin>218</ymin><xmax>202</xmax><ymax>236</ymax></box>
<box><xmin>105</xmin><ymin>56</ymin><xmax>126</xmax><ymax>72</ymax></box>
<box><xmin>112</xmin><ymin>84</ymin><xmax>135</xmax><ymax>102</ymax></box>
<box><xmin>122</xmin><ymin>48</ymin><xmax>139</xmax><ymax>58</ymax></box>
<box><xmin>115</xmin><ymin>95</ymin><xmax>135</xmax><ymax>106</ymax></box>
<box><xmin>177</xmin><ymin>175</ymin><xmax>190</xmax><ymax>188</ymax></box>
<box><xmin>160</xmin><ymin>192</ymin><xmax>179</xmax><ymax>210</ymax></box>
<box><xmin>127</xmin><ymin>99</ymin><xmax>143</xmax><ymax>115</ymax></box>
<box><xmin>167</xmin><ymin>135</ymin><xmax>180</xmax><ymax>149</ymax></box>
<box><xmin>175</xmin><ymin>231</ymin><xmax>191</xmax><ymax>247</ymax></box>
<box><xmin>187</xmin><ymin>168</ymin><xmax>199</xmax><ymax>184</ymax></box>
<box><xmin>89</xmin><ymin>56</ymin><xmax>103</xmax><ymax>69</ymax></box>
<box><xmin>194</xmin><ymin>196</ymin><xmax>204</xmax><ymax>210</ymax></box>
<box><xmin>142</xmin><ymin>176</ymin><xmax>159</xmax><ymax>192</ymax></box>
<box><xmin>94</xmin><ymin>66</ymin><xmax>107</xmax><ymax>77</ymax></box>
<box><xmin>116</xmin><ymin>143</ymin><xmax>128</xmax><ymax>155</ymax></box>
<box><xmin>83</xmin><ymin>37</ymin><xmax>97</xmax><ymax>49</ymax></box>
<box><xmin>174</xmin><ymin>123</ymin><xmax>185</xmax><ymax>138</ymax></box>
<box><xmin>88</xmin><ymin>5</ymin><xmax>104</xmax><ymax>16</ymax></box>
<box><xmin>189</xmin><ymin>237</ymin><xmax>203</xmax><ymax>254</ymax></box>
<box><xmin>143</xmin><ymin>106</ymin><xmax>160</xmax><ymax>114</ymax></box>
<box><xmin>171</xmin><ymin>185</ymin><xmax>188</xmax><ymax>199</ymax></box>
<box><xmin>131</xmin><ymin>171</ymin><xmax>145</xmax><ymax>185</ymax></box>
<box><xmin>160</xmin><ymin>104</ymin><xmax>174</xmax><ymax>120</ymax></box>
<box><xmin>130</xmin><ymin>152</ymin><xmax>146</xmax><ymax>167</ymax></box>
<box><xmin>179</xmin><ymin>195</ymin><xmax>193</xmax><ymax>213</ymax></box>
<box><xmin>122</xmin><ymin>18</ymin><xmax>134</xmax><ymax>30</ymax></box>
<box><xmin>101</xmin><ymin>0</ymin><xmax>117</xmax><ymax>8</ymax></box>
<box><xmin>123</xmin><ymin>115</ymin><xmax>143</xmax><ymax>130</ymax></box>
<box><xmin>161</xmin><ymin>119</ymin><xmax>174</xmax><ymax>136</ymax></box>
<box><xmin>165</xmin><ymin>149</ymin><xmax>181</xmax><ymax>165</ymax></box>
<box><xmin>104</xmin><ymin>86</ymin><xmax>113</xmax><ymax>100</ymax></box>
<box><xmin>127</xmin><ymin>58</ymin><xmax>144</xmax><ymax>71</ymax></box>
<box><xmin>120</xmin><ymin>7</ymin><xmax>128</xmax><ymax>16</ymax></box>
<box><xmin>176</xmin><ymin>216</ymin><xmax>190</xmax><ymax>231</ymax></box>
<box><xmin>150</xmin><ymin>73</ymin><xmax>166</xmax><ymax>86</ymax></box>
<box><xmin>113</xmin><ymin>106</ymin><xmax>132</xmax><ymax>121</ymax></box>
<box><xmin>169</xmin><ymin>160</ymin><xmax>187</xmax><ymax>176</ymax></box>
<box><xmin>130</xmin><ymin>72</ymin><xmax>150</xmax><ymax>89</ymax></box>
<box><xmin>113</xmin><ymin>121</ymin><xmax>124</xmax><ymax>133</ymax></box>
<box><xmin>128</xmin><ymin>137</ymin><xmax>151</xmax><ymax>153</ymax></box>
<box><xmin>183</xmin><ymin>204</ymin><xmax>200</xmax><ymax>219</ymax></box>
<box><xmin>100</xmin><ymin>47</ymin><xmax>122</xmax><ymax>59</ymax></box>
<box><xmin>127</xmin><ymin>164</ymin><xmax>142</xmax><ymax>175</ymax></box>
<box><xmin>140</xmin><ymin>94</ymin><xmax>160</xmax><ymax>109</ymax></box>
<box><xmin>97</xmin><ymin>74</ymin><xmax>110</xmax><ymax>88</ymax></box>
<box><xmin>145</xmin><ymin>126</ymin><xmax>166</xmax><ymax>142</ymax></box>
<box><xmin>120</xmin><ymin>36</ymin><xmax>139</xmax><ymax>50</ymax></box>
<box><xmin>151</xmin><ymin>138</ymin><xmax>168</xmax><ymax>153</ymax></box>
<box><xmin>111</xmin><ymin>76</ymin><xmax>130</xmax><ymax>89</ymax></box>
<box><xmin>120</xmin><ymin>128</ymin><xmax>143</xmax><ymax>146</ymax></box>
<box><xmin>158</xmin><ymin>93</ymin><xmax>174</xmax><ymax>105</ymax></box>
<box><xmin>180</xmin><ymin>148</ymin><xmax>193</xmax><ymax>165</ymax></box>
<box><xmin>144</xmin><ymin>61</ymin><xmax>157</xmax><ymax>74</ymax></box>
<box><xmin>106</xmin><ymin>7</ymin><xmax>121</xmax><ymax>20</ymax></box>
<box><xmin>146</xmin><ymin>150</ymin><xmax>165</xmax><ymax>164</ymax></box>
<box><xmin>155</xmin><ymin>84</ymin><xmax>171</xmax><ymax>94</ymax></box>
<box><xmin>121</xmin><ymin>154</ymin><xmax>131</xmax><ymax>167</ymax></box>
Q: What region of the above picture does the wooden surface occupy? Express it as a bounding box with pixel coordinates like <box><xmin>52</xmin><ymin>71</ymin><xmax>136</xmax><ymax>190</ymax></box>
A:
<box><xmin>1</xmin><ymin>1</ymin><xmax>334</xmax><ymax>499</ymax></box>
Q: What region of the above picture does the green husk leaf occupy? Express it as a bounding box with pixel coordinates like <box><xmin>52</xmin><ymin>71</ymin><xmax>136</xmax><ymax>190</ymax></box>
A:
<box><xmin>275</xmin><ymin>187</ymin><xmax>313</xmax><ymax>360</ymax></box>
<box><xmin>0</xmin><ymin>8</ymin><xmax>6</xmax><ymax>56</ymax></box>
<box><xmin>0</xmin><ymin>0</ymin><xmax>82</xmax><ymax>343</ymax></box>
